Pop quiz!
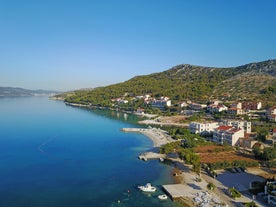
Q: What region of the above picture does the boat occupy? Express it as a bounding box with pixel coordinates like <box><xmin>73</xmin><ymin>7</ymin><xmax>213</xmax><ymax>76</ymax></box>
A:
<box><xmin>138</xmin><ymin>183</ymin><xmax>156</xmax><ymax>192</ymax></box>
<box><xmin>159</xmin><ymin>157</ymin><xmax>164</xmax><ymax>162</ymax></box>
<box><xmin>158</xmin><ymin>194</ymin><xmax>168</xmax><ymax>200</ymax></box>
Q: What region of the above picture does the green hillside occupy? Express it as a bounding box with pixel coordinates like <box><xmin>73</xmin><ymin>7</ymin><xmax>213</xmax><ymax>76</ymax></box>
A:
<box><xmin>56</xmin><ymin>59</ymin><xmax>276</xmax><ymax>108</ymax></box>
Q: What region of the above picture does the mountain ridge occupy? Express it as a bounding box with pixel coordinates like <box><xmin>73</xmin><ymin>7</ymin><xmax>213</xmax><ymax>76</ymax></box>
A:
<box><xmin>0</xmin><ymin>87</ymin><xmax>60</xmax><ymax>97</ymax></box>
<box><xmin>56</xmin><ymin>59</ymin><xmax>276</xmax><ymax>107</ymax></box>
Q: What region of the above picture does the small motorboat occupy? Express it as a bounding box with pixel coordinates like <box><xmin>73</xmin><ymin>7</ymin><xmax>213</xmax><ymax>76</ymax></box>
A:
<box><xmin>158</xmin><ymin>194</ymin><xmax>168</xmax><ymax>200</ymax></box>
<box><xmin>138</xmin><ymin>183</ymin><xmax>156</xmax><ymax>192</ymax></box>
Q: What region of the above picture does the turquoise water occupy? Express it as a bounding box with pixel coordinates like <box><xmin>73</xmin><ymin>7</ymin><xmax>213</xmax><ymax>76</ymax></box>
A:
<box><xmin>0</xmin><ymin>97</ymin><xmax>179</xmax><ymax>207</ymax></box>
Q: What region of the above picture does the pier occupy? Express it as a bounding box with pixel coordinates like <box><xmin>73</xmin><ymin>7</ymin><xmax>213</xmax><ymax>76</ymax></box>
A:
<box><xmin>162</xmin><ymin>184</ymin><xmax>188</xmax><ymax>200</ymax></box>
<box><xmin>138</xmin><ymin>152</ymin><xmax>166</xmax><ymax>161</ymax></box>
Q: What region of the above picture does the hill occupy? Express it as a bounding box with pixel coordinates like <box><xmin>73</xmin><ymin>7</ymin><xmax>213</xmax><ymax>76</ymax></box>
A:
<box><xmin>0</xmin><ymin>87</ymin><xmax>59</xmax><ymax>97</ymax></box>
<box><xmin>56</xmin><ymin>59</ymin><xmax>276</xmax><ymax>107</ymax></box>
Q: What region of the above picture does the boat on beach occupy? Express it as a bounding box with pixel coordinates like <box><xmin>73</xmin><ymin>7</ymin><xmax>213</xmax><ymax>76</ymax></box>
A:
<box><xmin>158</xmin><ymin>194</ymin><xmax>168</xmax><ymax>200</ymax></box>
<box><xmin>138</xmin><ymin>183</ymin><xmax>157</xmax><ymax>192</ymax></box>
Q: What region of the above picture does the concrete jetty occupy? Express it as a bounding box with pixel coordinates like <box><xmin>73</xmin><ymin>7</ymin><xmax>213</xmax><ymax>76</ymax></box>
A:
<box><xmin>138</xmin><ymin>152</ymin><xmax>166</xmax><ymax>161</ymax></box>
<box><xmin>162</xmin><ymin>184</ymin><xmax>188</xmax><ymax>200</ymax></box>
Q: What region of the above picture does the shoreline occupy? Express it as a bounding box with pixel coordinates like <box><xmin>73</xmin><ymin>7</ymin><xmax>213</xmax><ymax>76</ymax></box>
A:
<box><xmin>121</xmin><ymin>127</ymin><xmax>175</xmax><ymax>148</ymax></box>
<box><xmin>58</xmin><ymin>101</ymin><xmax>264</xmax><ymax>206</ymax></box>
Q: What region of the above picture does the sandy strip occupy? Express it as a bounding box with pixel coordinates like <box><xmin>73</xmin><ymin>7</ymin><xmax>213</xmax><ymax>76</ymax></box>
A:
<box><xmin>122</xmin><ymin>128</ymin><xmax>175</xmax><ymax>147</ymax></box>
<box><xmin>138</xmin><ymin>119</ymin><xmax>189</xmax><ymax>127</ymax></box>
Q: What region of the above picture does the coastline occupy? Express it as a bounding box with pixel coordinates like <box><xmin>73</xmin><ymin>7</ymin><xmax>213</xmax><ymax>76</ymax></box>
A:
<box><xmin>56</xmin><ymin>101</ymin><xmax>266</xmax><ymax>207</ymax></box>
<box><xmin>121</xmin><ymin>127</ymin><xmax>175</xmax><ymax>148</ymax></box>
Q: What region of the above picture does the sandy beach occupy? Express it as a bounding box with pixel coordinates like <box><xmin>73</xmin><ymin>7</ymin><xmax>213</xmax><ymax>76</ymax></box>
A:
<box><xmin>121</xmin><ymin>127</ymin><xmax>175</xmax><ymax>147</ymax></box>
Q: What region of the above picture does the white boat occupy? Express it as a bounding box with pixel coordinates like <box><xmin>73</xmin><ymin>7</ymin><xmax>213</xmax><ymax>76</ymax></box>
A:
<box><xmin>159</xmin><ymin>157</ymin><xmax>164</xmax><ymax>162</ymax></box>
<box><xmin>158</xmin><ymin>194</ymin><xmax>168</xmax><ymax>200</ymax></box>
<box><xmin>138</xmin><ymin>183</ymin><xmax>156</xmax><ymax>192</ymax></box>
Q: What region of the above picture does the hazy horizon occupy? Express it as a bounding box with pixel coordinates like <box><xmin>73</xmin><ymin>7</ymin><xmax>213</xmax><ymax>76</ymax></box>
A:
<box><xmin>1</xmin><ymin>0</ymin><xmax>276</xmax><ymax>91</ymax></box>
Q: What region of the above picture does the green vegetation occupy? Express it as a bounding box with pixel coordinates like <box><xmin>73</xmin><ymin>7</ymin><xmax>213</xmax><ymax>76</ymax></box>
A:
<box><xmin>245</xmin><ymin>201</ymin><xmax>258</xmax><ymax>207</ymax></box>
<box><xmin>55</xmin><ymin>60</ymin><xmax>276</xmax><ymax>109</ymax></box>
<box><xmin>160</xmin><ymin>127</ymin><xmax>210</xmax><ymax>174</ymax></box>
<box><xmin>268</xmin><ymin>160</ymin><xmax>276</xmax><ymax>168</ymax></box>
<box><xmin>207</xmin><ymin>182</ymin><xmax>215</xmax><ymax>190</ymax></box>
<box><xmin>253</xmin><ymin>146</ymin><xmax>276</xmax><ymax>161</ymax></box>
<box><xmin>228</xmin><ymin>187</ymin><xmax>241</xmax><ymax>199</ymax></box>
<box><xmin>207</xmin><ymin>160</ymin><xmax>258</xmax><ymax>171</ymax></box>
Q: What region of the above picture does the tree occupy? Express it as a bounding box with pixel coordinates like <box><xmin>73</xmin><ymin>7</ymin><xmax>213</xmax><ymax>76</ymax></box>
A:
<box><xmin>207</xmin><ymin>182</ymin><xmax>215</xmax><ymax>190</ymax></box>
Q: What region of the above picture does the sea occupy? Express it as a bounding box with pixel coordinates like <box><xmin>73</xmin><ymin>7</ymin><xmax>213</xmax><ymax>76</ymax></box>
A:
<box><xmin>0</xmin><ymin>96</ymin><xmax>180</xmax><ymax>207</ymax></box>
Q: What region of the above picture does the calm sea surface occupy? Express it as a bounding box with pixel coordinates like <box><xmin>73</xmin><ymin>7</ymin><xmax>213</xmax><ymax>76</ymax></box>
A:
<box><xmin>0</xmin><ymin>97</ymin><xmax>179</xmax><ymax>207</ymax></box>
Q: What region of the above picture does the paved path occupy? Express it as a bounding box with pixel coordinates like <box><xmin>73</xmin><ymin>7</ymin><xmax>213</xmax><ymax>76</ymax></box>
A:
<box><xmin>201</xmin><ymin>169</ymin><xmax>268</xmax><ymax>207</ymax></box>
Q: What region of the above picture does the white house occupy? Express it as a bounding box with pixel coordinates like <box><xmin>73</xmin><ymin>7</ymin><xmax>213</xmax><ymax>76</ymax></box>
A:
<box><xmin>222</xmin><ymin>120</ymin><xmax>251</xmax><ymax>133</ymax></box>
<box><xmin>231</xmin><ymin>102</ymin><xmax>242</xmax><ymax>109</ymax></box>
<box><xmin>151</xmin><ymin>99</ymin><xmax>171</xmax><ymax>108</ymax></box>
<box><xmin>213</xmin><ymin>126</ymin><xmax>244</xmax><ymax>146</ymax></box>
<box><xmin>179</xmin><ymin>102</ymin><xmax>188</xmax><ymax>108</ymax></box>
<box><xmin>207</xmin><ymin>104</ymin><xmax>228</xmax><ymax>113</ymax></box>
<box><xmin>190</xmin><ymin>103</ymin><xmax>207</xmax><ymax>111</ymax></box>
<box><xmin>189</xmin><ymin>122</ymin><xmax>219</xmax><ymax>134</ymax></box>
<box><xmin>267</xmin><ymin>106</ymin><xmax>276</xmax><ymax>122</ymax></box>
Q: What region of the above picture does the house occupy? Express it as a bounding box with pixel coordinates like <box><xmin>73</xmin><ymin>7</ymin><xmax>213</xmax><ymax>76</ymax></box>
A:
<box><xmin>222</xmin><ymin>120</ymin><xmax>251</xmax><ymax>133</ymax></box>
<box><xmin>136</xmin><ymin>107</ymin><xmax>145</xmax><ymax>114</ymax></box>
<box><xmin>264</xmin><ymin>181</ymin><xmax>276</xmax><ymax>205</ymax></box>
<box><xmin>273</xmin><ymin>128</ymin><xmax>276</xmax><ymax>138</ymax></box>
<box><xmin>151</xmin><ymin>98</ymin><xmax>171</xmax><ymax>108</ymax></box>
<box><xmin>118</xmin><ymin>99</ymin><xmax>128</xmax><ymax>104</ymax></box>
<box><xmin>179</xmin><ymin>102</ymin><xmax>188</xmax><ymax>108</ymax></box>
<box><xmin>231</xmin><ymin>102</ymin><xmax>242</xmax><ymax>109</ymax></box>
<box><xmin>112</xmin><ymin>98</ymin><xmax>128</xmax><ymax>104</ymax></box>
<box><xmin>189</xmin><ymin>122</ymin><xmax>219</xmax><ymax>134</ymax></box>
<box><xmin>190</xmin><ymin>103</ymin><xmax>207</xmax><ymax>111</ymax></box>
<box><xmin>207</xmin><ymin>104</ymin><xmax>228</xmax><ymax>113</ymax></box>
<box><xmin>242</xmin><ymin>102</ymin><xmax>262</xmax><ymax>110</ymax></box>
<box><xmin>213</xmin><ymin>126</ymin><xmax>244</xmax><ymax>146</ymax></box>
<box><xmin>252</xmin><ymin>142</ymin><xmax>265</xmax><ymax>150</ymax></box>
<box><xmin>227</xmin><ymin>107</ymin><xmax>243</xmax><ymax>115</ymax></box>
<box><xmin>267</xmin><ymin>106</ymin><xmax>276</xmax><ymax>122</ymax></box>
<box><xmin>238</xmin><ymin>138</ymin><xmax>258</xmax><ymax>149</ymax></box>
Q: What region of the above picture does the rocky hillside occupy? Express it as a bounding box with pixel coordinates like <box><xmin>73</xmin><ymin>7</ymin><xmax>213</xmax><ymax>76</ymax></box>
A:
<box><xmin>57</xmin><ymin>59</ymin><xmax>276</xmax><ymax>107</ymax></box>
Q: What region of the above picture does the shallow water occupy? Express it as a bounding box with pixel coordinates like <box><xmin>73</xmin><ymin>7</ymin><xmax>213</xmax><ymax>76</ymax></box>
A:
<box><xmin>0</xmin><ymin>97</ymin><xmax>179</xmax><ymax>207</ymax></box>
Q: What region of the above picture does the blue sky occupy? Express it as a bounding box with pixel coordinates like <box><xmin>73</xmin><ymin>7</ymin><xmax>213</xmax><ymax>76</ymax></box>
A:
<box><xmin>0</xmin><ymin>0</ymin><xmax>275</xmax><ymax>91</ymax></box>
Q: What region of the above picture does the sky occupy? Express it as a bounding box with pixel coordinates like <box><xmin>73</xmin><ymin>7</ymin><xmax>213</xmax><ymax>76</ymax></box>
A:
<box><xmin>0</xmin><ymin>0</ymin><xmax>275</xmax><ymax>91</ymax></box>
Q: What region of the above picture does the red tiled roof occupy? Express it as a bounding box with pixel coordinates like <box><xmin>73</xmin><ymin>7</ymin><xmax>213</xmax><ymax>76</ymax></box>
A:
<box><xmin>244</xmin><ymin>133</ymin><xmax>250</xmax><ymax>138</ymax></box>
<box><xmin>216</xmin><ymin>126</ymin><xmax>233</xmax><ymax>131</ymax></box>
<box><xmin>228</xmin><ymin>108</ymin><xmax>239</xmax><ymax>110</ymax></box>
<box><xmin>228</xmin><ymin>128</ymin><xmax>242</xmax><ymax>133</ymax></box>
<box><xmin>273</xmin><ymin>128</ymin><xmax>276</xmax><ymax>133</ymax></box>
<box><xmin>253</xmin><ymin>143</ymin><xmax>263</xmax><ymax>148</ymax></box>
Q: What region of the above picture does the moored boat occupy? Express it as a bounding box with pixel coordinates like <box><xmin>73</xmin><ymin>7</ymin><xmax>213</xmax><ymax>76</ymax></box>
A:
<box><xmin>138</xmin><ymin>183</ymin><xmax>156</xmax><ymax>192</ymax></box>
<box><xmin>158</xmin><ymin>194</ymin><xmax>168</xmax><ymax>200</ymax></box>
